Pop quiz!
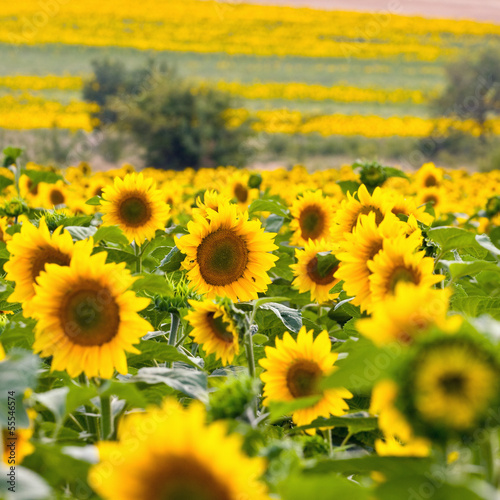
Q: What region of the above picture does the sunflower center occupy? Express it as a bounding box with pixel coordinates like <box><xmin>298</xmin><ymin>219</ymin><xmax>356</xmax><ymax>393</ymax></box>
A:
<box><xmin>299</xmin><ymin>205</ymin><xmax>325</xmax><ymax>240</ymax></box>
<box><xmin>423</xmin><ymin>194</ymin><xmax>438</xmax><ymax>206</ymax></box>
<box><xmin>233</xmin><ymin>183</ymin><xmax>248</xmax><ymax>203</ymax></box>
<box><xmin>286</xmin><ymin>359</ymin><xmax>322</xmax><ymax>398</ymax></box>
<box><xmin>60</xmin><ymin>285</ymin><xmax>120</xmax><ymax>346</ymax></box>
<box><xmin>50</xmin><ymin>189</ymin><xmax>65</xmax><ymax>206</ymax></box>
<box><xmin>356</xmin><ymin>206</ymin><xmax>384</xmax><ymax>227</ymax></box>
<box><xmin>148</xmin><ymin>456</ymin><xmax>232</xmax><ymax>500</ymax></box>
<box><xmin>439</xmin><ymin>372</ymin><xmax>466</xmax><ymax>396</ymax></box>
<box><xmin>197</xmin><ymin>229</ymin><xmax>248</xmax><ymax>286</ymax></box>
<box><xmin>306</xmin><ymin>256</ymin><xmax>338</xmax><ymax>286</ymax></box>
<box><xmin>93</xmin><ymin>186</ymin><xmax>104</xmax><ymax>197</ymax></box>
<box><xmin>118</xmin><ymin>195</ymin><xmax>152</xmax><ymax>227</ymax></box>
<box><xmin>424</xmin><ymin>175</ymin><xmax>437</xmax><ymax>187</ymax></box>
<box><xmin>389</xmin><ymin>266</ymin><xmax>418</xmax><ymax>293</ymax></box>
<box><xmin>30</xmin><ymin>247</ymin><xmax>72</xmax><ymax>282</ymax></box>
<box><xmin>206</xmin><ymin>312</ymin><xmax>235</xmax><ymax>344</ymax></box>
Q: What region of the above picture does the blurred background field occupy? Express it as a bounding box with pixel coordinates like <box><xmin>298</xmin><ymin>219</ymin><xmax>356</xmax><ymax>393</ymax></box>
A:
<box><xmin>2</xmin><ymin>0</ymin><xmax>500</xmax><ymax>170</ymax></box>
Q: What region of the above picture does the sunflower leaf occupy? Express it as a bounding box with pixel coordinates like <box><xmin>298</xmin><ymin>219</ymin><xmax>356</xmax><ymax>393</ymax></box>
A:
<box><xmin>293</xmin><ymin>412</ymin><xmax>378</xmax><ymax>433</ymax></box>
<box><xmin>157</xmin><ymin>246</ymin><xmax>185</xmax><ymax>272</ymax></box>
<box><xmin>427</xmin><ymin>227</ymin><xmax>488</xmax><ymax>258</ymax></box>
<box><xmin>248</xmin><ymin>199</ymin><xmax>290</xmax><ymax>219</ymax></box>
<box><xmin>85</xmin><ymin>195</ymin><xmax>101</xmax><ymax>206</ymax></box>
<box><xmin>268</xmin><ymin>395</ymin><xmax>322</xmax><ymax>422</ymax></box>
<box><xmin>260</xmin><ymin>302</ymin><xmax>302</xmax><ymax>333</ymax></box>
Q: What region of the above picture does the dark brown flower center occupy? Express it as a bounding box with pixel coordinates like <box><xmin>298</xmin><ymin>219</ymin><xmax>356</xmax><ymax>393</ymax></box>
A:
<box><xmin>423</xmin><ymin>194</ymin><xmax>438</xmax><ymax>206</ymax></box>
<box><xmin>197</xmin><ymin>229</ymin><xmax>248</xmax><ymax>286</ymax></box>
<box><xmin>439</xmin><ymin>372</ymin><xmax>466</xmax><ymax>396</ymax></box>
<box><xmin>286</xmin><ymin>359</ymin><xmax>322</xmax><ymax>398</ymax></box>
<box><xmin>233</xmin><ymin>183</ymin><xmax>248</xmax><ymax>203</ymax></box>
<box><xmin>50</xmin><ymin>189</ymin><xmax>65</xmax><ymax>206</ymax></box>
<box><xmin>299</xmin><ymin>205</ymin><xmax>325</xmax><ymax>240</ymax></box>
<box><xmin>143</xmin><ymin>456</ymin><xmax>232</xmax><ymax>500</ymax></box>
<box><xmin>388</xmin><ymin>266</ymin><xmax>419</xmax><ymax>293</ymax></box>
<box><xmin>306</xmin><ymin>256</ymin><xmax>338</xmax><ymax>286</ymax></box>
<box><xmin>424</xmin><ymin>174</ymin><xmax>438</xmax><ymax>187</ymax></box>
<box><xmin>206</xmin><ymin>312</ymin><xmax>235</xmax><ymax>344</ymax></box>
<box><xmin>30</xmin><ymin>247</ymin><xmax>72</xmax><ymax>282</ymax></box>
<box><xmin>60</xmin><ymin>284</ymin><xmax>120</xmax><ymax>346</ymax></box>
<box><xmin>118</xmin><ymin>195</ymin><xmax>152</xmax><ymax>227</ymax></box>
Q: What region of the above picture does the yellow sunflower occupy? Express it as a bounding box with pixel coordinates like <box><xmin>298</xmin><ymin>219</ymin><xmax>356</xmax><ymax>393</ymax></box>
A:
<box><xmin>89</xmin><ymin>399</ymin><xmax>269</xmax><ymax>500</ymax></box>
<box><xmin>0</xmin><ymin>217</ymin><xmax>11</xmax><ymax>244</ymax></box>
<box><xmin>290</xmin><ymin>190</ymin><xmax>336</xmax><ymax>246</ymax></box>
<box><xmin>291</xmin><ymin>239</ymin><xmax>341</xmax><ymax>304</ymax></box>
<box><xmin>186</xmin><ymin>299</ymin><xmax>239</xmax><ymax>365</ymax></box>
<box><xmin>101</xmin><ymin>173</ymin><xmax>170</xmax><ymax>244</ymax></box>
<box><xmin>177</xmin><ymin>203</ymin><xmax>278</xmax><ymax>302</ymax></box>
<box><xmin>31</xmin><ymin>251</ymin><xmax>152</xmax><ymax>379</ymax></box>
<box><xmin>36</xmin><ymin>180</ymin><xmax>68</xmax><ymax>208</ymax></box>
<box><xmin>335</xmin><ymin>212</ymin><xmax>420</xmax><ymax>312</ymax></box>
<box><xmin>260</xmin><ymin>327</ymin><xmax>352</xmax><ymax>427</ymax></box>
<box><xmin>191</xmin><ymin>189</ymin><xmax>234</xmax><ymax>219</ymax></box>
<box><xmin>357</xmin><ymin>283</ymin><xmax>460</xmax><ymax>346</ymax></box>
<box><xmin>408</xmin><ymin>338</ymin><xmax>500</xmax><ymax>432</ymax></box>
<box><xmin>2</xmin><ymin>410</ymin><xmax>36</xmax><ymax>466</ymax></box>
<box><xmin>369</xmin><ymin>380</ymin><xmax>430</xmax><ymax>457</ymax></box>
<box><xmin>414</xmin><ymin>162</ymin><xmax>443</xmax><ymax>189</ymax></box>
<box><xmin>331</xmin><ymin>184</ymin><xmax>394</xmax><ymax>242</ymax></box>
<box><xmin>389</xmin><ymin>193</ymin><xmax>434</xmax><ymax>226</ymax></box>
<box><xmin>224</xmin><ymin>171</ymin><xmax>259</xmax><ymax>210</ymax></box>
<box><xmin>5</xmin><ymin>217</ymin><xmax>93</xmax><ymax>316</ymax></box>
<box><xmin>368</xmin><ymin>235</ymin><xmax>444</xmax><ymax>307</ymax></box>
<box><xmin>416</xmin><ymin>187</ymin><xmax>446</xmax><ymax>218</ymax></box>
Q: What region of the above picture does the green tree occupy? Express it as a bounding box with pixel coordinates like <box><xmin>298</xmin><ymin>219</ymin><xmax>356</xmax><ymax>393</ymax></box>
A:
<box><xmin>113</xmin><ymin>80</ymin><xmax>254</xmax><ymax>170</ymax></box>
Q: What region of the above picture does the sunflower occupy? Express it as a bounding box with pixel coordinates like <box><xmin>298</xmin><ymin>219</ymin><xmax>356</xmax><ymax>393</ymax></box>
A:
<box><xmin>186</xmin><ymin>299</ymin><xmax>239</xmax><ymax>365</ymax></box>
<box><xmin>260</xmin><ymin>327</ymin><xmax>352</xmax><ymax>427</ymax></box>
<box><xmin>5</xmin><ymin>217</ymin><xmax>93</xmax><ymax>316</ymax></box>
<box><xmin>414</xmin><ymin>162</ymin><xmax>443</xmax><ymax>189</ymax></box>
<box><xmin>19</xmin><ymin>174</ymin><xmax>39</xmax><ymax>199</ymax></box>
<box><xmin>335</xmin><ymin>212</ymin><xmax>420</xmax><ymax>312</ymax></box>
<box><xmin>401</xmin><ymin>336</ymin><xmax>500</xmax><ymax>435</ymax></box>
<box><xmin>30</xmin><ymin>251</ymin><xmax>152</xmax><ymax>379</ymax></box>
<box><xmin>101</xmin><ymin>173</ymin><xmax>170</xmax><ymax>244</ymax></box>
<box><xmin>369</xmin><ymin>380</ymin><xmax>430</xmax><ymax>457</ymax></box>
<box><xmin>191</xmin><ymin>189</ymin><xmax>234</xmax><ymax>219</ymax></box>
<box><xmin>291</xmin><ymin>239</ymin><xmax>341</xmax><ymax>304</ymax></box>
<box><xmin>416</xmin><ymin>187</ymin><xmax>446</xmax><ymax>218</ymax></box>
<box><xmin>290</xmin><ymin>190</ymin><xmax>336</xmax><ymax>246</ymax></box>
<box><xmin>357</xmin><ymin>283</ymin><xmax>460</xmax><ymax>346</ymax></box>
<box><xmin>37</xmin><ymin>180</ymin><xmax>68</xmax><ymax>208</ymax></box>
<box><xmin>331</xmin><ymin>184</ymin><xmax>394</xmax><ymax>242</ymax></box>
<box><xmin>224</xmin><ymin>171</ymin><xmax>259</xmax><ymax>210</ymax></box>
<box><xmin>89</xmin><ymin>399</ymin><xmax>269</xmax><ymax>500</ymax></box>
<box><xmin>368</xmin><ymin>235</ymin><xmax>443</xmax><ymax>308</ymax></box>
<box><xmin>177</xmin><ymin>203</ymin><xmax>278</xmax><ymax>302</ymax></box>
<box><xmin>0</xmin><ymin>217</ymin><xmax>11</xmax><ymax>244</ymax></box>
<box><xmin>2</xmin><ymin>410</ymin><xmax>36</xmax><ymax>465</ymax></box>
<box><xmin>388</xmin><ymin>193</ymin><xmax>434</xmax><ymax>226</ymax></box>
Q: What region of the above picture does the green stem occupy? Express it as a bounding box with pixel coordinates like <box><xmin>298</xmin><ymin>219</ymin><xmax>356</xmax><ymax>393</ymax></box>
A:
<box><xmin>327</xmin><ymin>429</ymin><xmax>334</xmax><ymax>456</ymax></box>
<box><xmin>100</xmin><ymin>395</ymin><xmax>113</xmax><ymax>440</ymax></box>
<box><xmin>169</xmin><ymin>312</ymin><xmax>180</xmax><ymax>346</ymax></box>
<box><xmin>340</xmin><ymin>431</ymin><xmax>353</xmax><ymax>448</ymax></box>
<box><xmin>134</xmin><ymin>242</ymin><xmax>142</xmax><ymax>274</ymax></box>
<box><xmin>245</xmin><ymin>333</ymin><xmax>256</xmax><ymax>378</ymax></box>
<box><xmin>175</xmin><ymin>329</ymin><xmax>191</xmax><ymax>348</ymax></box>
<box><xmin>480</xmin><ymin>430</ymin><xmax>496</xmax><ymax>485</ymax></box>
<box><xmin>78</xmin><ymin>374</ymin><xmax>99</xmax><ymax>441</ymax></box>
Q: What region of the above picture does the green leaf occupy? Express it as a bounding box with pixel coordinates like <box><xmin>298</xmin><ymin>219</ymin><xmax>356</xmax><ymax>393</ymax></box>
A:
<box><xmin>294</xmin><ymin>412</ymin><xmax>378</xmax><ymax>433</ymax></box>
<box><xmin>3</xmin><ymin>146</ymin><xmax>23</xmax><ymax>167</ymax></box>
<box><xmin>132</xmin><ymin>274</ymin><xmax>174</xmax><ymax>296</ymax></box>
<box><xmin>383</xmin><ymin>166</ymin><xmax>409</xmax><ymax>180</ymax></box>
<box><xmin>85</xmin><ymin>195</ymin><xmax>102</xmax><ymax>206</ymax></box>
<box><xmin>252</xmin><ymin>333</ymin><xmax>269</xmax><ymax>345</ymax></box>
<box><xmin>157</xmin><ymin>246</ymin><xmax>185</xmax><ymax>273</ymax></box>
<box><xmin>336</xmin><ymin>180</ymin><xmax>360</xmax><ymax>196</ymax></box>
<box><xmin>451</xmin><ymin>295</ymin><xmax>500</xmax><ymax>319</ymax></box>
<box><xmin>128</xmin><ymin>342</ymin><xmax>201</xmax><ymax>369</ymax></box>
<box><xmin>248</xmin><ymin>199</ymin><xmax>290</xmax><ymax>218</ymax></box>
<box><xmin>427</xmin><ymin>227</ymin><xmax>487</xmax><ymax>257</ymax></box>
<box><xmin>64</xmin><ymin>226</ymin><xmax>97</xmax><ymax>240</ymax></box>
<box><xmin>260</xmin><ymin>302</ymin><xmax>302</xmax><ymax>333</ymax></box>
<box><xmin>0</xmin><ymin>174</ymin><xmax>13</xmax><ymax>192</ymax></box>
<box><xmin>268</xmin><ymin>395</ymin><xmax>322</xmax><ymax>422</ymax></box>
<box><xmin>444</xmin><ymin>260</ymin><xmax>500</xmax><ymax>280</ymax></box>
<box><xmin>265</xmin><ymin>214</ymin><xmax>284</xmax><ymax>233</ymax></box>
<box><xmin>23</xmin><ymin>169</ymin><xmax>63</xmax><ymax>186</ymax></box>
<box><xmin>475</xmin><ymin>233</ymin><xmax>500</xmax><ymax>258</ymax></box>
<box><xmin>133</xmin><ymin>367</ymin><xmax>208</xmax><ymax>403</ymax></box>
<box><xmin>93</xmin><ymin>225</ymin><xmax>129</xmax><ymax>245</ymax></box>
<box><xmin>279</xmin><ymin>474</ymin><xmax>369</xmax><ymax>500</ymax></box>
<box><xmin>316</xmin><ymin>252</ymin><xmax>339</xmax><ymax>278</ymax></box>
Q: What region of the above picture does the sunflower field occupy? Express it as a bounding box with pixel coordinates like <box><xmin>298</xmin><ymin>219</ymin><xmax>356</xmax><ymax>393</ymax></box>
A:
<box><xmin>0</xmin><ymin>152</ymin><xmax>500</xmax><ymax>499</ymax></box>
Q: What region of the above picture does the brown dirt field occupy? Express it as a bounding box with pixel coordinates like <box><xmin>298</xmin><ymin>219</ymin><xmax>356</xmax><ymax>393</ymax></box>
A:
<box><xmin>235</xmin><ymin>0</ymin><xmax>500</xmax><ymax>24</ymax></box>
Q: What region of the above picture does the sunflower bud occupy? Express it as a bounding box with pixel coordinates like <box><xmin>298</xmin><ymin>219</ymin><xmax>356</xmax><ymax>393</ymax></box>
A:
<box><xmin>3</xmin><ymin>198</ymin><xmax>28</xmax><ymax>218</ymax></box>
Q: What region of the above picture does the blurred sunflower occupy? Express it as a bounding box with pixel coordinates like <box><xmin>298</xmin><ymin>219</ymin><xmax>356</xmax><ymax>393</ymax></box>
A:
<box><xmin>177</xmin><ymin>204</ymin><xmax>278</xmax><ymax>302</ymax></box>
<box><xmin>368</xmin><ymin>235</ymin><xmax>443</xmax><ymax>307</ymax></box>
<box><xmin>335</xmin><ymin>212</ymin><xmax>419</xmax><ymax>312</ymax></box>
<box><xmin>191</xmin><ymin>189</ymin><xmax>233</xmax><ymax>219</ymax></box>
<box><xmin>369</xmin><ymin>380</ymin><xmax>430</xmax><ymax>457</ymax></box>
<box><xmin>260</xmin><ymin>327</ymin><xmax>352</xmax><ymax>427</ymax></box>
<box><xmin>0</xmin><ymin>217</ymin><xmax>11</xmax><ymax>244</ymax></box>
<box><xmin>224</xmin><ymin>171</ymin><xmax>259</xmax><ymax>210</ymax></box>
<box><xmin>89</xmin><ymin>399</ymin><xmax>269</xmax><ymax>500</ymax></box>
<box><xmin>2</xmin><ymin>410</ymin><xmax>36</xmax><ymax>465</ymax></box>
<box><xmin>186</xmin><ymin>299</ymin><xmax>239</xmax><ymax>365</ymax></box>
<box><xmin>401</xmin><ymin>335</ymin><xmax>500</xmax><ymax>436</ymax></box>
<box><xmin>357</xmin><ymin>283</ymin><xmax>460</xmax><ymax>346</ymax></box>
<box><xmin>37</xmin><ymin>180</ymin><xmax>68</xmax><ymax>208</ymax></box>
<box><xmin>389</xmin><ymin>193</ymin><xmax>434</xmax><ymax>226</ymax></box>
<box><xmin>101</xmin><ymin>173</ymin><xmax>170</xmax><ymax>244</ymax></box>
<box><xmin>332</xmin><ymin>184</ymin><xmax>394</xmax><ymax>242</ymax></box>
<box><xmin>5</xmin><ymin>217</ymin><xmax>93</xmax><ymax>315</ymax></box>
<box><xmin>290</xmin><ymin>190</ymin><xmax>335</xmax><ymax>245</ymax></box>
<box><xmin>417</xmin><ymin>187</ymin><xmax>446</xmax><ymax>218</ymax></box>
<box><xmin>291</xmin><ymin>239</ymin><xmax>341</xmax><ymax>304</ymax></box>
<box><xmin>31</xmin><ymin>251</ymin><xmax>152</xmax><ymax>379</ymax></box>
<box><xmin>414</xmin><ymin>162</ymin><xmax>443</xmax><ymax>189</ymax></box>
